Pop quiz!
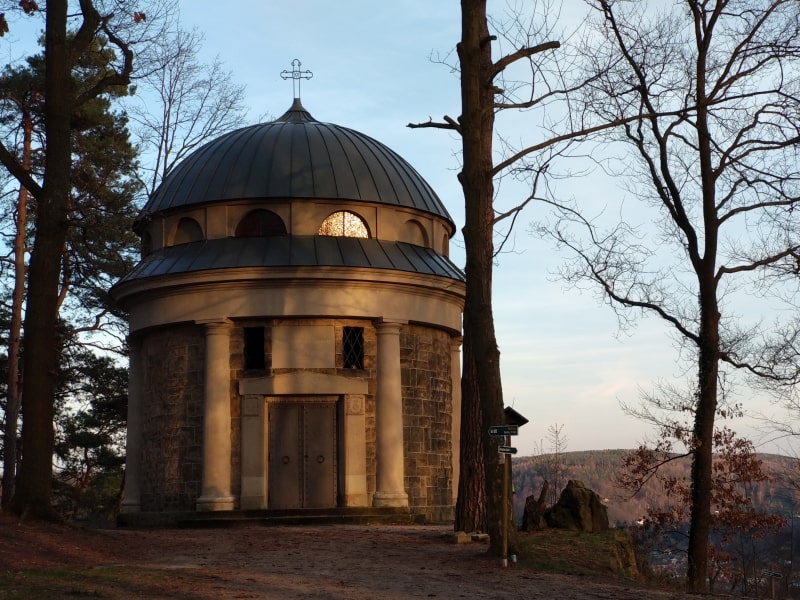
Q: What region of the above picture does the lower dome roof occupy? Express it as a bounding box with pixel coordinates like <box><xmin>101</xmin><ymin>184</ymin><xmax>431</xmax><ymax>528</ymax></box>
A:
<box><xmin>114</xmin><ymin>236</ymin><xmax>465</xmax><ymax>288</ymax></box>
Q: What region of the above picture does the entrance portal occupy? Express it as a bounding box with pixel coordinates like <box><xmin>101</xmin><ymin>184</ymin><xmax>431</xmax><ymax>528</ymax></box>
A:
<box><xmin>268</xmin><ymin>399</ymin><xmax>337</xmax><ymax>509</ymax></box>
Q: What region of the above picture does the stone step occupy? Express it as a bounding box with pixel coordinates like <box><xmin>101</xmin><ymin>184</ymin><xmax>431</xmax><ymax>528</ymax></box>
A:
<box><xmin>178</xmin><ymin>507</ymin><xmax>419</xmax><ymax>528</ymax></box>
<box><xmin>118</xmin><ymin>507</ymin><xmax>421</xmax><ymax>529</ymax></box>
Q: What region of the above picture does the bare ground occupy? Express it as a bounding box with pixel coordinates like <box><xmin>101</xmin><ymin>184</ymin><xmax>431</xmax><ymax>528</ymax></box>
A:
<box><xmin>0</xmin><ymin>515</ymin><xmax>705</xmax><ymax>599</ymax></box>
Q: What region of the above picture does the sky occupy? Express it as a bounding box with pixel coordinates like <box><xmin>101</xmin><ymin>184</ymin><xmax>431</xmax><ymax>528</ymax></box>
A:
<box><xmin>3</xmin><ymin>1</ymin><xmax>792</xmax><ymax>456</ymax></box>
<box><xmin>165</xmin><ymin>0</ymin><xmax>716</xmax><ymax>456</ymax></box>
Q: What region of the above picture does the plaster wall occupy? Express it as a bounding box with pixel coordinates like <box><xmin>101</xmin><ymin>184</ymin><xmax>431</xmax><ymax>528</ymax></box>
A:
<box><xmin>122</xmin><ymin>273</ymin><xmax>464</xmax><ymax>335</ymax></box>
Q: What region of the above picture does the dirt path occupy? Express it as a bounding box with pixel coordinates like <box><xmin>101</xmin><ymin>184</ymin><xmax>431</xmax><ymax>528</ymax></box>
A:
<box><xmin>1</xmin><ymin>519</ymin><xmax>701</xmax><ymax>599</ymax></box>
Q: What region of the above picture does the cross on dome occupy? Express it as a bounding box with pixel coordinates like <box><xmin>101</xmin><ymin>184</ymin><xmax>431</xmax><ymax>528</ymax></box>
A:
<box><xmin>280</xmin><ymin>59</ymin><xmax>313</xmax><ymax>100</ymax></box>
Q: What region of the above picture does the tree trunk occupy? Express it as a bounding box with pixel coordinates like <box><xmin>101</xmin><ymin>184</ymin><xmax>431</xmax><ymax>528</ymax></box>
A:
<box><xmin>1</xmin><ymin>111</ymin><xmax>32</xmax><ymax>510</ymax></box>
<box><xmin>13</xmin><ymin>0</ymin><xmax>71</xmax><ymax>518</ymax></box>
<box><xmin>454</xmin><ymin>327</ymin><xmax>486</xmax><ymax>532</ymax></box>
<box><xmin>685</xmin><ymin>34</ymin><xmax>719</xmax><ymax>590</ymax></box>
<box><xmin>459</xmin><ymin>0</ymin><xmax>507</xmax><ymax>556</ymax></box>
<box><xmin>687</xmin><ymin>291</ymin><xmax>720</xmax><ymax>591</ymax></box>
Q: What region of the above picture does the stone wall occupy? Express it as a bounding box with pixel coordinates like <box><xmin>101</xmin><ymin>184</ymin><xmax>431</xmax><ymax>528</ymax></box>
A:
<box><xmin>401</xmin><ymin>325</ymin><xmax>453</xmax><ymax>522</ymax></box>
<box><xmin>138</xmin><ymin>324</ymin><xmax>205</xmax><ymax>511</ymax></box>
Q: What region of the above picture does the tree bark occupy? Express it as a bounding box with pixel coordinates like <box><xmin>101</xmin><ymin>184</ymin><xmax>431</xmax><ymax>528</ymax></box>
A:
<box><xmin>687</xmin><ymin>299</ymin><xmax>719</xmax><ymax>591</ymax></box>
<box><xmin>13</xmin><ymin>0</ymin><xmax>71</xmax><ymax>518</ymax></box>
<box><xmin>458</xmin><ymin>0</ymin><xmax>507</xmax><ymax>555</ymax></box>
<box><xmin>454</xmin><ymin>327</ymin><xmax>486</xmax><ymax>532</ymax></box>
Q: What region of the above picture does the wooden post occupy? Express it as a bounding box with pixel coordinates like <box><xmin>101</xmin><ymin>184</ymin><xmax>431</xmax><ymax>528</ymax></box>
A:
<box><xmin>501</xmin><ymin>434</ymin><xmax>509</xmax><ymax>567</ymax></box>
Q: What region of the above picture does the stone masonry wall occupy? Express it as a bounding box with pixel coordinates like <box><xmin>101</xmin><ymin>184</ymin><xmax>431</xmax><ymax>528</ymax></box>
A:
<box><xmin>136</xmin><ymin>318</ymin><xmax>453</xmax><ymax>518</ymax></box>
<box><xmin>138</xmin><ymin>324</ymin><xmax>205</xmax><ymax>511</ymax></box>
<box><xmin>400</xmin><ymin>325</ymin><xmax>453</xmax><ymax>522</ymax></box>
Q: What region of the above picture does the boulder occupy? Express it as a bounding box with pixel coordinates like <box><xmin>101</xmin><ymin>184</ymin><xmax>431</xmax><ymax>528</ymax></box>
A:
<box><xmin>543</xmin><ymin>480</ymin><xmax>609</xmax><ymax>532</ymax></box>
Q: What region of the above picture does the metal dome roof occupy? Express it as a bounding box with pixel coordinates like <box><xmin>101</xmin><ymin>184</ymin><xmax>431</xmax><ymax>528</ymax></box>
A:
<box><xmin>142</xmin><ymin>100</ymin><xmax>455</xmax><ymax>229</ymax></box>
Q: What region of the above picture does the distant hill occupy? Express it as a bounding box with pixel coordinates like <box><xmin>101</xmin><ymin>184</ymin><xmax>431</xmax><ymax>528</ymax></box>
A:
<box><xmin>511</xmin><ymin>449</ymin><xmax>799</xmax><ymax>525</ymax></box>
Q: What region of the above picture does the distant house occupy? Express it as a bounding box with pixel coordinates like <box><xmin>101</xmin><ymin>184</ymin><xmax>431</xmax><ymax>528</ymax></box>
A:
<box><xmin>111</xmin><ymin>98</ymin><xmax>465</xmax><ymax>522</ymax></box>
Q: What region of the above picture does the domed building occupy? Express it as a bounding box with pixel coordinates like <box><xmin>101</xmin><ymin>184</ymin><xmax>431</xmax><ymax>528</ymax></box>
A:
<box><xmin>112</xmin><ymin>96</ymin><xmax>465</xmax><ymax>522</ymax></box>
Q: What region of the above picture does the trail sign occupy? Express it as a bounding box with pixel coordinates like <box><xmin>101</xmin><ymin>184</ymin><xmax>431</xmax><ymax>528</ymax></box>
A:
<box><xmin>498</xmin><ymin>446</ymin><xmax>517</xmax><ymax>455</ymax></box>
<box><xmin>762</xmin><ymin>569</ymin><xmax>782</xmax><ymax>579</ymax></box>
<box><xmin>488</xmin><ymin>425</ymin><xmax>518</xmax><ymax>437</ymax></box>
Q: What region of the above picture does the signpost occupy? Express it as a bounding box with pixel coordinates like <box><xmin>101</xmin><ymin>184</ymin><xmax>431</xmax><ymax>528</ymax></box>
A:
<box><xmin>490</xmin><ymin>408</ymin><xmax>529</xmax><ymax>568</ymax></box>
<box><xmin>488</xmin><ymin>425</ymin><xmax>518</xmax><ymax>437</ymax></box>
<box><xmin>762</xmin><ymin>569</ymin><xmax>782</xmax><ymax>599</ymax></box>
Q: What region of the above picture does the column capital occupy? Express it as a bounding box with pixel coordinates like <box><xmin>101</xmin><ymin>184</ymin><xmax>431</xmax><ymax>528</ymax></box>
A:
<box><xmin>374</xmin><ymin>318</ymin><xmax>407</xmax><ymax>333</ymax></box>
<box><xmin>196</xmin><ymin>318</ymin><xmax>232</xmax><ymax>331</ymax></box>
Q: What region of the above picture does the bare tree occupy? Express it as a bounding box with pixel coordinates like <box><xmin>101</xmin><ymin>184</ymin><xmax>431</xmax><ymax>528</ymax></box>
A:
<box><xmin>545</xmin><ymin>423</ymin><xmax>568</xmax><ymax>504</ymax></box>
<box><xmin>126</xmin><ymin>26</ymin><xmax>248</xmax><ymax>198</ymax></box>
<box><xmin>535</xmin><ymin>0</ymin><xmax>800</xmax><ymax>590</ymax></box>
<box><xmin>411</xmin><ymin>0</ymin><xmax>590</xmax><ymax>554</ymax></box>
<box><xmin>411</xmin><ymin>0</ymin><xmax>626</xmax><ymax>552</ymax></box>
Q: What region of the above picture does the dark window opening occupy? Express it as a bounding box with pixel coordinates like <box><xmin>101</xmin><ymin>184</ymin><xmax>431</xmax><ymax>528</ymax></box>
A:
<box><xmin>244</xmin><ymin>327</ymin><xmax>265</xmax><ymax>369</ymax></box>
<box><xmin>343</xmin><ymin>327</ymin><xmax>364</xmax><ymax>369</ymax></box>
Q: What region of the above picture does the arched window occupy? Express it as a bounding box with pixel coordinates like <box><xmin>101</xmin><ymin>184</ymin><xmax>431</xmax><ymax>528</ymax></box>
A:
<box><xmin>235</xmin><ymin>209</ymin><xmax>287</xmax><ymax>237</ymax></box>
<box><xmin>172</xmin><ymin>217</ymin><xmax>204</xmax><ymax>245</ymax></box>
<box><xmin>318</xmin><ymin>211</ymin><xmax>369</xmax><ymax>238</ymax></box>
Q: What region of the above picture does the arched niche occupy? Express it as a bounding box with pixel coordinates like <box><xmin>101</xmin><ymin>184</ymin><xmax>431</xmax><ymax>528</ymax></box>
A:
<box><xmin>172</xmin><ymin>217</ymin><xmax>204</xmax><ymax>245</ymax></box>
<box><xmin>402</xmin><ymin>219</ymin><xmax>428</xmax><ymax>247</ymax></box>
<box><xmin>235</xmin><ymin>209</ymin><xmax>287</xmax><ymax>237</ymax></box>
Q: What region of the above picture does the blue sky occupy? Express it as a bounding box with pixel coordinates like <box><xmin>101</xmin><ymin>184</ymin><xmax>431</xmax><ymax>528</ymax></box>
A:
<box><xmin>169</xmin><ymin>0</ymin><xmax>706</xmax><ymax>455</ymax></box>
<box><xmin>3</xmin><ymin>1</ymin><xmax>787</xmax><ymax>456</ymax></box>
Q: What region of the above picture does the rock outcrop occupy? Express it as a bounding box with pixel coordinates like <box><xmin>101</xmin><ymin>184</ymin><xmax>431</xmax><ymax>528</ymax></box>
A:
<box><xmin>543</xmin><ymin>480</ymin><xmax>609</xmax><ymax>532</ymax></box>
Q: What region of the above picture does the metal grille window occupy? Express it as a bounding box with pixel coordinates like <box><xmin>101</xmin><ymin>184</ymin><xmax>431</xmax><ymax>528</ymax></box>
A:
<box><xmin>342</xmin><ymin>326</ymin><xmax>364</xmax><ymax>369</ymax></box>
<box><xmin>244</xmin><ymin>327</ymin><xmax>265</xmax><ymax>369</ymax></box>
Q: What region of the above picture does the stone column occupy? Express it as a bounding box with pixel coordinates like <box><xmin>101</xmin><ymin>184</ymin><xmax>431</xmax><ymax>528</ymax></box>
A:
<box><xmin>121</xmin><ymin>336</ymin><xmax>143</xmax><ymax>513</ymax></box>
<box><xmin>372</xmin><ymin>320</ymin><xmax>408</xmax><ymax>507</ymax></box>
<box><xmin>196</xmin><ymin>319</ymin><xmax>235</xmax><ymax>511</ymax></box>
<box><xmin>450</xmin><ymin>336</ymin><xmax>463</xmax><ymax>504</ymax></box>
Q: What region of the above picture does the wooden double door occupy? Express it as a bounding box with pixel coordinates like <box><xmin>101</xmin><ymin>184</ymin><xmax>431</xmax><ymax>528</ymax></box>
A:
<box><xmin>268</xmin><ymin>398</ymin><xmax>337</xmax><ymax>509</ymax></box>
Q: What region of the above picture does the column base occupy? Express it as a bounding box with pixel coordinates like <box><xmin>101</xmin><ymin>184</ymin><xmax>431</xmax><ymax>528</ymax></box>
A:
<box><xmin>372</xmin><ymin>491</ymin><xmax>409</xmax><ymax>508</ymax></box>
<box><xmin>196</xmin><ymin>495</ymin><xmax>235</xmax><ymax>511</ymax></box>
<box><xmin>119</xmin><ymin>500</ymin><xmax>141</xmax><ymax>514</ymax></box>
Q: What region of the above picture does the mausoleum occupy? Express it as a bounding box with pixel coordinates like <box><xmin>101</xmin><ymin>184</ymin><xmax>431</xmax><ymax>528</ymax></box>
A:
<box><xmin>111</xmin><ymin>87</ymin><xmax>465</xmax><ymax>522</ymax></box>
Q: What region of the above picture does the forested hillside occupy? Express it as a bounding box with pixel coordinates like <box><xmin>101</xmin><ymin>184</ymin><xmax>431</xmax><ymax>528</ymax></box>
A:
<box><xmin>512</xmin><ymin>450</ymin><xmax>799</xmax><ymax>525</ymax></box>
